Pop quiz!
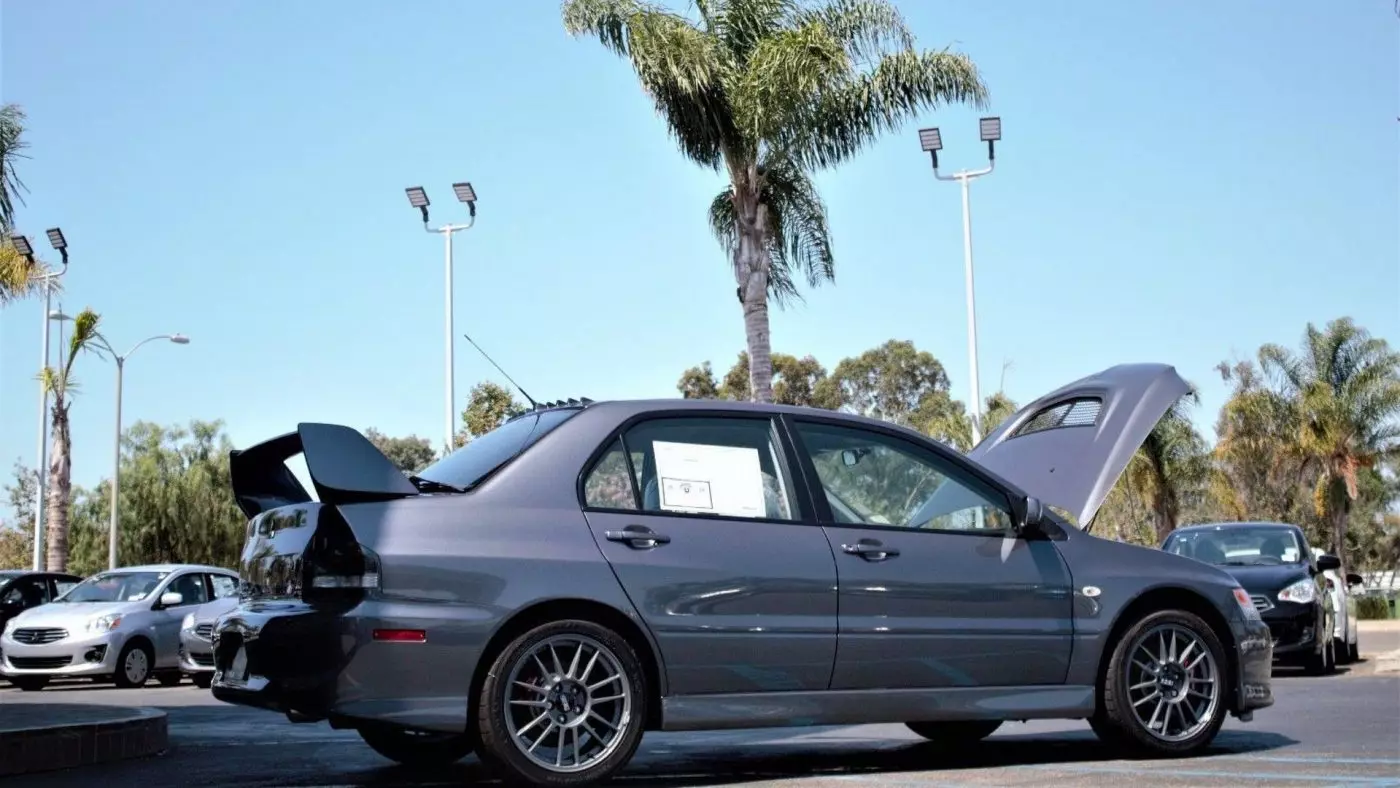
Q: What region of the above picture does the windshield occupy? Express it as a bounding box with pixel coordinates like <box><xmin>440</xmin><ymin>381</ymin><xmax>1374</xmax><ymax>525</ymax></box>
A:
<box><xmin>1163</xmin><ymin>526</ymin><xmax>1304</xmax><ymax>566</ymax></box>
<box><xmin>416</xmin><ymin>408</ymin><xmax>579</xmax><ymax>490</ymax></box>
<box><xmin>56</xmin><ymin>571</ymin><xmax>168</xmax><ymax>603</ymax></box>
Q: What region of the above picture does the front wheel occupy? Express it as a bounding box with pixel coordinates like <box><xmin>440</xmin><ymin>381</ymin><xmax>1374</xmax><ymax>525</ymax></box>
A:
<box><xmin>113</xmin><ymin>641</ymin><xmax>153</xmax><ymax>688</ymax></box>
<box><xmin>1093</xmin><ymin>609</ymin><xmax>1228</xmax><ymax>756</ymax></box>
<box><xmin>905</xmin><ymin>720</ymin><xmax>1002</xmax><ymax>744</ymax></box>
<box><xmin>1348</xmin><ymin>639</ymin><xmax>1360</xmax><ymax>664</ymax></box>
<box><xmin>192</xmin><ymin>673</ymin><xmax>213</xmax><ymax>689</ymax></box>
<box><xmin>1304</xmin><ymin>638</ymin><xmax>1334</xmax><ymax>676</ymax></box>
<box><xmin>358</xmin><ymin>726</ymin><xmax>473</xmax><ymax>767</ymax></box>
<box><xmin>476</xmin><ymin>619</ymin><xmax>647</xmax><ymax>786</ymax></box>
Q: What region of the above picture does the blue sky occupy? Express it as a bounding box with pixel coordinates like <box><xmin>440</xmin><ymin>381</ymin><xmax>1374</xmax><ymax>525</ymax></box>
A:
<box><xmin>1</xmin><ymin>1</ymin><xmax>1396</xmax><ymax>517</ymax></box>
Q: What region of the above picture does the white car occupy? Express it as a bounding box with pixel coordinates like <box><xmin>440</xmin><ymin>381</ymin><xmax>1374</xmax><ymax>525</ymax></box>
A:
<box><xmin>1314</xmin><ymin>546</ymin><xmax>1363</xmax><ymax>664</ymax></box>
<box><xmin>0</xmin><ymin>563</ymin><xmax>238</xmax><ymax>691</ymax></box>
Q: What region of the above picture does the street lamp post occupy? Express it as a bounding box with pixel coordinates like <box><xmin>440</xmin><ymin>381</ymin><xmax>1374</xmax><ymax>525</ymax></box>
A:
<box><xmin>405</xmin><ymin>182</ymin><xmax>478</xmax><ymax>451</ymax></box>
<box><xmin>91</xmin><ymin>333</ymin><xmax>190</xmax><ymax>570</ymax></box>
<box><xmin>919</xmin><ymin>117</ymin><xmax>1001</xmax><ymax>446</ymax></box>
<box><xmin>13</xmin><ymin>229</ymin><xmax>70</xmax><ymax>571</ymax></box>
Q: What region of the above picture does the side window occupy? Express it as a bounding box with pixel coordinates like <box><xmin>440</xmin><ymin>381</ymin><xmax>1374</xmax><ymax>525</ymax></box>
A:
<box><xmin>52</xmin><ymin>578</ymin><xmax>79</xmax><ymax>599</ymax></box>
<box><xmin>583</xmin><ymin>438</ymin><xmax>639</xmax><ymax>510</ymax></box>
<box><xmin>209</xmin><ymin>574</ymin><xmax>238</xmax><ymax>599</ymax></box>
<box><xmin>610</xmin><ymin>416</ymin><xmax>797</xmax><ymax>521</ymax></box>
<box><xmin>170</xmin><ymin>573</ymin><xmax>209</xmax><ymax>606</ymax></box>
<box><xmin>793</xmin><ymin>420</ymin><xmax>1011</xmax><ymax>532</ymax></box>
<box><xmin>3</xmin><ymin>579</ymin><xmax>47</xmax><ymax>607</ymax></box>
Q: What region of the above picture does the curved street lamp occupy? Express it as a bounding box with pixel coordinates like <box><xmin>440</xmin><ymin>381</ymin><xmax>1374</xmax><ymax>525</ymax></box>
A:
<box><xmin>92</xmin><ymin>332</ymin><xmax>191</xmax><ymax>569</ymax></box>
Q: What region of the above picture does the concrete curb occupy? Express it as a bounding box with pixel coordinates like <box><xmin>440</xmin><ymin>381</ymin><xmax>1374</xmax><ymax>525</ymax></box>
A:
<box><xmin>0</xmin><ymin>705</ymin><xmax>167</xmax><ymax>778</ymax></box>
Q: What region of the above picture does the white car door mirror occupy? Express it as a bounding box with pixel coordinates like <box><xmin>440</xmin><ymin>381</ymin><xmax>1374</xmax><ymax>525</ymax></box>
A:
<box><xmin>159</xmin><ymin>591</ymin><xmax>184</xmax><ymax>608</ymax></box>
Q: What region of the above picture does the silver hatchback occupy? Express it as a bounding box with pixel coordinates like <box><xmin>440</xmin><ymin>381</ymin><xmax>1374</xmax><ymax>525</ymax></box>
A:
<box><xmin>1</xmin><ymin>563</ymin><xmax>239</xmax><ymax>690</ymax></box>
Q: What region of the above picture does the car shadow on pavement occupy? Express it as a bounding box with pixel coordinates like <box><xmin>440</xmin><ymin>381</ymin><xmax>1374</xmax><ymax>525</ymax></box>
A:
<box><xmin>342</xmin><ymin>729</ymin><xmax>1299</xmax><ymax>787</ymax></box>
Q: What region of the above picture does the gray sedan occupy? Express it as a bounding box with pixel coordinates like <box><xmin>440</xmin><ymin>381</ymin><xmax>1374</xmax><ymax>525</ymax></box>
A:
<box><xmin>210</xmin><ymin>363</ymin><xmax>1274</xmax><ymax>786</ymax></box>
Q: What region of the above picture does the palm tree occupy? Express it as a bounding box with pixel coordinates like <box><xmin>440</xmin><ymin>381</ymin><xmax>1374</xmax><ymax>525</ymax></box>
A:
<box><xmin>41</xmin><ymin>308</ymin><xmax>103</xmax><ymax>571</ymax></box>
<box><xmin>564</xmin><ymin>0</ymin><xmax>987</xmax><ymax>401</ymax></box>
<box><xmin>1122</xmin><ymin>392</ymin><xmax>1210</xmax><ymax>543</ymax></box>
<box><xmin>1</xmin><ymin>103</ymin><xmax>45</xmax><ymax>307</ymax></box>
<box><xmin>1260</xmin><ymin>318</ymin><xmax>1400</xmax><ymax>579</ymax></box>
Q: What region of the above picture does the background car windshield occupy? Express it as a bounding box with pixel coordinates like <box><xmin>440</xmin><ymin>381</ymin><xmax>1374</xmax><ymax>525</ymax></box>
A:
<box><xmin>1164</xmin><ymin>527</ymin><xmax>1303</xmax><ymax>566</ymax></box>
<box><xmin>58</xmin><ymin>571</ymin><xmax>166</xmax><ymax>602</ymax></box>
<box><xmin>416</xmin><ymin>409</ymin><xmax>578</xmax><ymax>490</ymax></box>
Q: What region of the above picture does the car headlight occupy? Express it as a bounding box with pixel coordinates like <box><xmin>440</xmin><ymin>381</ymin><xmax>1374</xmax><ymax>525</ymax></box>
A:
<box><xmin>3</xmin><ymin>617</ymin><xmax>19</xmax><ymax>636</ymax></box>
<box><xmin>87</xmin><ymin>614</ymin><xmax>123</xmax><ymax>633</ymax></box>
<box><xmin>1232</xmin><ymin>587</ymin><xmax>1262</xmax><ymax>620</ymax></box>
<box><xmin>181</xmin><ymin>612</ymin><xmax>196</xmax><ymax>632</ymax></box>
<box><xmin>1278</xmin><ymin>578</ymin><xmax>1317</xmax><ymax>605</ymax></box>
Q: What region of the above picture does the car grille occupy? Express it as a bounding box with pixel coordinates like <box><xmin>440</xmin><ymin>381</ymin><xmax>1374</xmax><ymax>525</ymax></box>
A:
<box><xmin>1250</xmin><ymin>595</ymin><xmax>1275</xmax><ymax>613</ymax></box>
<box><xmin>194</xmin><ymin>624</ymin><xmax>214</xmax><ymax>640</ymax></box>
<box><xmin>7</xmin><ymin>655</ymin><xmax>72</xmax><ymax>669</ymax></box>
<box><xmin>189</xmin><ymin>651</ymin><xmax>215</xmax><ymax>667</ymax></box>
<box><xmin>11</xmin><ymin>627</ymin><xmax>68</xmax><ymax>645</ymax></box>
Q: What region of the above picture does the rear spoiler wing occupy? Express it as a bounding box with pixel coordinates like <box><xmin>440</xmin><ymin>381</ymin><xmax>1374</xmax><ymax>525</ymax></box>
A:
<box><xmin>229</xmin><ymin>423</ymin><xmax>419</xmax><ymax>520</ymax></box>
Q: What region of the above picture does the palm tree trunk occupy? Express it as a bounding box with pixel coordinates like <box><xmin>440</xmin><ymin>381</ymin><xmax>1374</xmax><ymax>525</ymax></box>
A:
<box><xmin>733</xmin><ymin>189</ymin><xmax>774</xmax><ymax>403</ymax></box>
<box><xmin>45</xmin><ymin>400</ymin><xmax>71</xmax><ymax>572</ymax></box>
<box><xmin>1329</xmin><ymin>478</ymin><xmax>1351</xmax><ymax>580</ymax></box>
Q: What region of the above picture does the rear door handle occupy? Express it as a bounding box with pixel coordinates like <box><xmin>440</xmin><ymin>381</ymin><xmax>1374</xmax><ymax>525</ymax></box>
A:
<box><xmin>841</xmin><ymin>539</ymin><xmax>899</xmax><ymax>561</ymax></box>
<box><xmin>605</xmin><ymin>525</ymin><xmax>671</xmax><ymax>549</ymax></box>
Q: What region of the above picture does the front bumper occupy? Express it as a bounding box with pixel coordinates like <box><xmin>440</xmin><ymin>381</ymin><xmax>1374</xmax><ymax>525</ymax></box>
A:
<box><xmin>179</xmin><ymin>629</ymin><xmax>216</xmax><ymax>674</ymax></box>
<box><xmin>0</xmin><ymin>629</ymin><xmax>126</xmax><ymax>677</ymax></box>
<box><xmin>210</xmin><ymin>599</ymin><xmax>476</xmax><ymax>733</ymax></box>
<box><xmin>1262</xmin><ymin>603</ymin><xmax>1321</xmax><ymax>659</ymax></box>
<box><xmin>1232</xmin><ymin>616</ymin><xmax>1274</xmax><ymax>715</ymax></box>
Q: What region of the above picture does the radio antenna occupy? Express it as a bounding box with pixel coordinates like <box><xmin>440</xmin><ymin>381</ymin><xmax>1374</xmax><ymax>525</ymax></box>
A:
<box><xmin>462</xmin><ymin>332</ymin><xmax>539</xmax><ymax>409</ymax></box>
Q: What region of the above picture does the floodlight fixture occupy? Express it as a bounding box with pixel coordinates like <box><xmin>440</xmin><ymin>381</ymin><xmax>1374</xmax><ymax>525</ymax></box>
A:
<box><xmin>979</xmin><ymin>116</ymin><xmax>1001</xmax><ymax>161</ymax></box>
<box><xmin>48</xmin><ymin>310</ymin><xmax>72</xmax><ymax>322</ymax></box>
<box><xmin>453</xmin><ymin>182</ymin><xmax>477</xmax><ymax>218</ymax></box>
<box><xmin>45</xmin><ymin>227</ymin><xmax>69</xmax><ymax>264</ymax></box>
<box><xmin>405</xmin><ymin>186</ymin><xmax>431</xmax><ymax>223</ymax></box>
<box><xmin>918</xmin><ymin>127</ymin><xmax>942</xmax><ymax>168</ymax></box>
<box><xmin>170</xmin><ymin>334</ymin><xmax>191</xmax><ymax>345</ymax></box>
<box><xmin>10</xmin><ymin>234</ymin><xmax>34</xmax><ymax>260</ymax></box>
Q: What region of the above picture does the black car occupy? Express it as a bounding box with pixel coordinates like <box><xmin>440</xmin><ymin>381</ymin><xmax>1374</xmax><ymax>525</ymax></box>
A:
<box><xmin>0</xmin><ymin>570</ymin><xmax>84</xmax><ymax>680</ymax></box>
<box><xmin>1162</xmin><ymin>523</ymin><xmax>1338</xmax><ymax>674</ymax></box>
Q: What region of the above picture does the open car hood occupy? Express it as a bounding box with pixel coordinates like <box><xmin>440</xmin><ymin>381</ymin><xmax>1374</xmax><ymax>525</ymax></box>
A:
<box><xmin>967</xmin><ymin>363</ymin><xmax>1190</xmax><ymax>529</ymax></box>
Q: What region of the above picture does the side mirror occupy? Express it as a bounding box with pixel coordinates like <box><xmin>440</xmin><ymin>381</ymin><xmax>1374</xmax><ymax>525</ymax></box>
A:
<box><xmin>1012</xmin><ymin>495</ymin><xmax>1045</xmax><ymax>533</ymax></box>
<box><xmin>1346</xmin><ymin>573</ymin><xmax>1365</xmax><ymax>588</ymax></box>
<box><xmin>841</xmin><ymin>449</ymin><xmax>860</xmax><ymax>467</ymax></box>
<box><xmin>158</xmin><ymin>592</ymin><xmax>184</xmax><ymax>608</ymax></box>
<box><xmin>1316</xmin><ymin>554</ymin><xmax>1341</xmax><ymax>572</ymax></box>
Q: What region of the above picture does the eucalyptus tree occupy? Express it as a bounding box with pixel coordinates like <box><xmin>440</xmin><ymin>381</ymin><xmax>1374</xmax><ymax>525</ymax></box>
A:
<box><xmin>564</xmin><ymin>0</ymin><xmax>987</xmax><ymax>401</ymax></box>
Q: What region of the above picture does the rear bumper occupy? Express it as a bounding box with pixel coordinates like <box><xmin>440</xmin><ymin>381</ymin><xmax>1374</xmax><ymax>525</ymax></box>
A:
<box><xmin>1232</xmin><ymin>616</ymin><xmax>1274</xmax><ymax>715</ymax></box>
<box><xmin>209</xmin><ymin>599</ymin><xmax>475</xmax><ymax>733</ymax></box>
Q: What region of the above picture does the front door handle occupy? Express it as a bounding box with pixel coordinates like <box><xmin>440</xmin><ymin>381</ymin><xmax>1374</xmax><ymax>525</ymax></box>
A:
<box><xmin>605</xmin><ymin>525</ymin><xmax>672</xmax><ymax>549</ymax></box>
<box><xmin>841</xmin><ymin>539</ymin><xmax>899</xmax><ymax>561</ymax></box>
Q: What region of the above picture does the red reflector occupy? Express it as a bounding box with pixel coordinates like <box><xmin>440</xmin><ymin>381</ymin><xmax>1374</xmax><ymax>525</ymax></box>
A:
<box><xmin>372</xmin><ymin>629</ymin><xmax>426</xmax><ymax>643</ymax></box>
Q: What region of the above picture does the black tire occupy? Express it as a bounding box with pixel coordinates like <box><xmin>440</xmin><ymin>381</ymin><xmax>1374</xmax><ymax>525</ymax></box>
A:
<box><xmin>113</xmin><ymin>640</ymin><xmax>153</xmax><ymax>688</ymax></box>
<box><xmin>12</xmin><ymin>675</ymin><xmax>49</xmax><ymax>692</ymax></box>
<box><xmin>1304</xmin><ymin>638</ymin><xmax>1334</xmax><ymax>676</ymax></box>
<box><xmin>905</xmin><ymin>720</ymin><xmax>1002</xmax><ymax>744</ymax></box>
<box><xmin>358</xmin><ymin>726</ymin><xmax>473</xmax><ymax>767</ymax></box>
<box><xmin>1348</xmin><ymin>640</ymin><xmax>1360</xmax><ymax>664</ymax></box>
<box><xmin>476</xmin><ymin>619</ymin><xmax>647</xmax><ymax>786</ymax></box>
<box><xmin>192</xmin><ymin>673</ymin><xmax>213</xmax><ymax>689</ymax></box>
<box><xmin>1093</xmin><ymin>609</ymin><xmax>1228</xmax><ymax>756</ymax></box>
<box><xmin>156</xmin><ymin>672</ymin><xmax>183</xmax><ymax>687</ymax></box>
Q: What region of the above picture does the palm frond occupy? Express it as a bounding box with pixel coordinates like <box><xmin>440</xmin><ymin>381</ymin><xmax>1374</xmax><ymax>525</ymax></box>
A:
<box><xmin>0</xmin><ymin>103</ymin><xmax>29</xmax><ymax>233</ymax></box>
<box><xmin>735</xmin><ymin>18</ymin><xmax>848</xmax><ymax>142</ymax></box>
<box><xmin>710</xmin><ymin>0</ymin><xmax>799</xmax><ymax>62</ymax></box>
<box><xmin>760</xmin><ymin>155</ymin><xmax>834</xmax><ymax>289</ymax></box>
<box><xmin>797</xmin><ymin>0</ymin><xmax>915</xmax><ymax>65</ymax></box>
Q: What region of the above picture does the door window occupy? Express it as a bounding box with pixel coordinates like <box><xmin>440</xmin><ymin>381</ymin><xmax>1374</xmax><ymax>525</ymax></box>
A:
<box><xmin>1</xmin><ymin>578</ymin><xmax>48</xmax><ymax>608</ymax></box>
<box><xmin>209</xmin><ymin>574</ymin><xmax>239</xmax><ymax>599</ymax></box>
<box><xmin>52</xmin><ymin>578</ymin><xmax>79</xmax><ymax>598</ymax></box>
<box><xmin>793</xmin><ymin>420</ymin><xmax>1011</xmax><ymax>532</ymax></box>
<box><xmin>583</xmin><ymin>416</ymin><xmax>798</xmax><ymax>521</ymax></box>
<box><xmin>168</xmin><ymin>573</ymin><xmax>209</xmax><ymax>606</ymax></box>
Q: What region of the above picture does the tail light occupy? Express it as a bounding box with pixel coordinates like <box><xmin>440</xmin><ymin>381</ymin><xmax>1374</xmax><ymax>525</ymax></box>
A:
<box><xmin>302</xmin><ymin>506</ymin><xmax>380</xmax><ymax>608</ymax></box>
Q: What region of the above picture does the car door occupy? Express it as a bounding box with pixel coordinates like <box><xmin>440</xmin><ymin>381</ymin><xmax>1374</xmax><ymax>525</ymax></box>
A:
<box><xmin>581</xmin><ymin>412</ymin><xmax>838</xmax><ymax>696</ymax></box>
<box><xmin>152</xmin><ymin>572</ymin><xmax>209</xmax><ymax>665</ymax></box>
<box><xmin>969</xmin><ymin>363</ymin><xmax>1191</xmax><ymax>528</ymax></box>
<box><xmin>786</xmin><ymin>416</ymin><xmax>1074</xmax><ymax>690</ymax></box>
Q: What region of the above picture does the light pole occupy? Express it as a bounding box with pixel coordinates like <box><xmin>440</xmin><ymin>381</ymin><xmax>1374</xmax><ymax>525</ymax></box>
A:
<box><xmin>919</xmin><ymin>117</ymin><xmax>1001</xmax><ymax>446</ymax></box>
<box><xmin>405</xmin><ymin>182</ymin><xmax>478</xmax><ymax>450</ymax></box>
<box><xmin>91</xmin><ymin>332</ymin><xmax>190</xmax><ymax>570</ymax></box>
<box><xmin>13</xmin><ymin>229</ymin><xmax>69</xmax><ymax>571</ymax></box>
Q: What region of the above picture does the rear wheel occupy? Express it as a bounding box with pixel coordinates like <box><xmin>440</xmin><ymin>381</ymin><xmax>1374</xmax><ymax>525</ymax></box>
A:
<box><xmin>1093</xmin><ymin>609</ymin><xmax>1228</xmax><ymax>756</ymax></box>
<box><xmin>905</xmin><ymin>720</ymin><xmax>1002</xmax><ymax>744</ymax></box>
<box><xmin>12</xmin><ymin>675</ymin><xmax>49</xmax><ymax>692</ymax></box>
<box><xmin>358</xmin><ymin>726</ymin><xmax>473</xmax><ymax>767</ymax></box>
<box><xmin>476</xmin><ymin>619</ymin><xmax>646</xmax><ymax>786</ymax></box>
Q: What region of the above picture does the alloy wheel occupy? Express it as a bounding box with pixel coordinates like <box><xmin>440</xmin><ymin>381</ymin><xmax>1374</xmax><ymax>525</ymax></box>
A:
<box><xmin>502</xmin><ymin>634</ymin><xmax>633</xmax><ymax>774</ymax></box>
<box><xmin>1124</xmin><ymin>623</ymin><xmax>1220</xmax><ymax>742</ymax></box>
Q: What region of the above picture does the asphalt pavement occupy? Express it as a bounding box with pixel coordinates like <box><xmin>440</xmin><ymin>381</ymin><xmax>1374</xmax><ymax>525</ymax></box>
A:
<box><xmin>4</xmin><ymin>664</ymin><xmax>1397</xmax><ymax>788</ymax></box>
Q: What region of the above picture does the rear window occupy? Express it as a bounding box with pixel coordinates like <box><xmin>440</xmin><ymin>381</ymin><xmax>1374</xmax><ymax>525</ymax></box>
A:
<box><xmin>416</xmin><ymin>408</ymin><xmax>579</xmax><ymax>490</ymax></box>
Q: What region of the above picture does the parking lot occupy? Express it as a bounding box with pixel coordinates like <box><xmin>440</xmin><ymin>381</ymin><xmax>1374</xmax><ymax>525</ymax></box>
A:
<box><xmin>4</xmin><ymin>653</ymin><xmax>1398</xmax><ymax>788</ymax></box>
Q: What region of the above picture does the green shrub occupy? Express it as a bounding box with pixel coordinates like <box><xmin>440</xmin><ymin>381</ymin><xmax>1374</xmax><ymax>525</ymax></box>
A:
<box><xmin>1356</xmin><ymin>595</ymin><xmax>1393</xmax><ymax>620</ymax></box>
